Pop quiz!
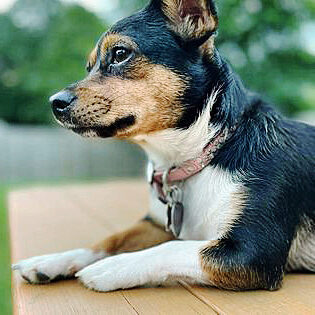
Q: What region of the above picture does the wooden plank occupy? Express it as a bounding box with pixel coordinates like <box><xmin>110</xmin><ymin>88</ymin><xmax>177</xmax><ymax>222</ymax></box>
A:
<box><xmin>9</xmin><ymin>185</ymin><xmax>137</xmax><ymax>314</ymax></box>
<box><xmin>10</xmin><ymin>181</ymin><xmax>315</xmax><ymax>314</ymax></box>
<box><xmin>12</xmin><ymin>276</ymin><xmax>137</xmax><ymax>315</ymax></box>
<box><xmin>9</xmin><ymin>181</ymin><xmax>215</xmax><ymax>315</ymax></box>
<box><xmin>67</xmin><ymin>182</ymin><xmax>315</xmax><ymax>314</ymax></box>
<box><xmin>183</xmin><ymin>272</ymin><xmax>315</xmax><ymax>315</ymax></box>
<box><xmin>121</xmin><ymin>287</ymin><xmax>214</xmax><ymax>314</ymax></box>
<box><xmin>62</xmin><ymin>180</ymin><xmax>151</xmax><ymax>231</ymax></box>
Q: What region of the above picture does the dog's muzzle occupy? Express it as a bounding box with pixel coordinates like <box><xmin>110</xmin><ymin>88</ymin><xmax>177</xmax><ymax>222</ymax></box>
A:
<box><xmin>49</xmin><ymin>90</ymin><xmax>76</xmax><ymax>123</ymax></box>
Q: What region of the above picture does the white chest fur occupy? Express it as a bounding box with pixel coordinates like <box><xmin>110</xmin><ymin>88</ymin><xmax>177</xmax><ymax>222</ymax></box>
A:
<box><xmin>134</xmin><ymin>89</ymin><xmax>244</xmax><ymax>241</ymax></box>
<box><xmin>148</xmin><ymin>165</ymin><xmax>243</xmax><ymax>240</ymax></box>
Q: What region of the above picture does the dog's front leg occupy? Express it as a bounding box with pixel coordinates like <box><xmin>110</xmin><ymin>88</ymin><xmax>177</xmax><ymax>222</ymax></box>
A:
<box><xmin>13</xmin><ymin>219</ymin><xmax>174</xmax><ymax>284</ymax></box>
<box><xmin>77</xmin><ymin>236</ymin><xmax>287</xmax><ymax>292</ymax></box>
<box><xmin>76</xmin><ymin>240</ymin><xmax>209</xmax><ymax>292</ymax></box>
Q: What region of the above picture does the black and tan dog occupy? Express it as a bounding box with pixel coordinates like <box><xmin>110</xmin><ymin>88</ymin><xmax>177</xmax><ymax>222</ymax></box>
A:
<box><xmin>13</xmin><ymin>0</ymin><xmax>315</xmax><ymax>291</ymax></box>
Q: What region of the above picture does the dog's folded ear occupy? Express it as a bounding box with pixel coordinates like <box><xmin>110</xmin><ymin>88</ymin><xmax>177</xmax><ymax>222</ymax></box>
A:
<box><xmin>152</xmin><ymin>0</ymin><xmax>218</xmax><ymax>47</ymax></box>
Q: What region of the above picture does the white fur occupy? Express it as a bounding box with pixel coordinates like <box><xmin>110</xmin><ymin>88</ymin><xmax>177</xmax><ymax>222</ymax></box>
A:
<box><xmin>134</xmin><ymin>88</ymin><xmax>221</xmax><ymax>168</ymax></box>
<box><xmin>138</xmin><ymin>88</ymin><xmax>244</xmax><ymax>240</ymax></box>
<box><xmin>76</xmin><ymin>240</ymin><xmax>209</xmax><ymax>291</ymax></box>
<box><xmin>287</xmin><ymin>217</ymin><xmax>315</xmax><ymax>272</ymax></box>
<box><xmin>12</xmin><ymin>249</ymin><xmax>106</xmax><ymax>283</ymax></box>
<box><xmin>14</xmin><ymin>88</ymin><xmax>244</xmax><ymax>290</ymax></box>
<box><xmin>149</xmin><ymin>165</ymin><xmax>243</xmax><ymax>240</ymax></box>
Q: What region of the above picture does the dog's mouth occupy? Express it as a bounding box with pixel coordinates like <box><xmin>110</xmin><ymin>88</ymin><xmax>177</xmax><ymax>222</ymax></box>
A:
<box><xmin>50</xmin><ymin>106</ymin><xmax>108</xmax><ymax>138</ymax></box>
<box><xmin>50</xmin><ymin>90</ymin><xmax>136</xmax><ymax>138</ymax></box>
<box><xmin>57</xmin><ymin>115</ymin><xmax>136</xmax><ymax>139</ymax></box>
<box><xmin>71</xmin><ymin>126</ymin><xmax>112</xmax><ymax>138</ymax></box>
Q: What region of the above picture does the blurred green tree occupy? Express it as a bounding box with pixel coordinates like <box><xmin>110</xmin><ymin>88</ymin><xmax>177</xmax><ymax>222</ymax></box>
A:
<box><xmin>0</xmin><ymin>0</ymin><xmax>314</xmax><ymax>124</ymax></box>
<box><xmin>216</xmin><ymin>0</ymin><xmax>315</xmax><ymax>115</ymax></box>
<box><xmin>0</xmin><ymin>0</ymin><xmax>105</xmax><ymax>124</ymax></box>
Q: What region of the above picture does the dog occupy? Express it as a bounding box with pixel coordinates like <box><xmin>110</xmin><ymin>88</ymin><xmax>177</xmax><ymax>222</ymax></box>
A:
<box><xmin>13</xmin><ymin>0</ymin><xmax>315</xmax><ymax>292</ymax></box>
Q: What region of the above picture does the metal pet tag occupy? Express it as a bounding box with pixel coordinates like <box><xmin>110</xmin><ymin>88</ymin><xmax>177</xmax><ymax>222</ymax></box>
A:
<box><xmin>166</xmin><ymin>204</ymin><xmax>172</xmax><ymax>232</ymax></box>
<box><xmin>162</xmin><ymin>171</ymin><xmax>184</xmax><ymax>237</ymax></box>
<box><xmin>170</xmin><ymin>201</ymin><xmax>184</xmax><ymax>238</ymax></box>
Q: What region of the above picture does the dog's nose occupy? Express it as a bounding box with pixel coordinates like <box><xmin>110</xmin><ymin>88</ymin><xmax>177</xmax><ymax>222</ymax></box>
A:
<box><xmin>49</xmin><ymin>90</ymin><xmax>76</xmax><ymax>112</ymax></box>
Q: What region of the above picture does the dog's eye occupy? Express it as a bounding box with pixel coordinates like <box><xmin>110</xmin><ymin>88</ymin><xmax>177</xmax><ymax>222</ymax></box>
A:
<box><xmin>113</xmin><ymin>48</ymin><xmax>130</xmax><ymax>64</ymax></box>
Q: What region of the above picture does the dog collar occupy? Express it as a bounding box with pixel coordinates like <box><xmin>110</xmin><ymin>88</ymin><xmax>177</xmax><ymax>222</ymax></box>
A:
<box><xmin>149</xmin><ymin>125</ymin><xmax>236</xmax><ymax>237</ymax></box>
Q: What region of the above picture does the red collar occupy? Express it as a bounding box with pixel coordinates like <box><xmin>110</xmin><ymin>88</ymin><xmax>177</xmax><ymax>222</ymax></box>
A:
<box><xmin>150</xmin><ymin>125</ymin><xmax>236</xmax><ymax>203</ymax></box>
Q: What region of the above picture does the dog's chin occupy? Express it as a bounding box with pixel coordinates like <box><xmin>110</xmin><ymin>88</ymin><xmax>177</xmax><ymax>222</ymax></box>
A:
<box><xmin>54</xmin><ymin>115</ymin><xmax>136</xmax><ymax>139</ymax></box>
<box><xmin>71</xmin><ymin>126</ymin><xmax>114</xmax><ymax>139</ymax></box>
<box><xmin>53</xmin><ymin>116</ymin><xmax>109</xmax><ymax>138</ymax></box>
<box><xmin>71</xmin><ymin>127</ymin><xmax>100</xmax><ymax>138</ymax></box>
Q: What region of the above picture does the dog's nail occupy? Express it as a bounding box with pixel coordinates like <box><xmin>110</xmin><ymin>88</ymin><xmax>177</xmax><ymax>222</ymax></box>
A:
<box><xmin>22</xmin><ymin>275</ymin><xmax>32</xmax><ymax>283</ymax></box>
<box><xmin>36</xmin><ymin>272</ymin><xmax>50</xmax><ymax>283</ymax></box>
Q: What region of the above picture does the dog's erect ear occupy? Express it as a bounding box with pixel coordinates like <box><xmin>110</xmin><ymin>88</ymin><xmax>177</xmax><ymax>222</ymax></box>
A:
<box><xmin>153</xmin><ymin>0</ymin><xmax>218</xmax><ymax>46</ymax></box>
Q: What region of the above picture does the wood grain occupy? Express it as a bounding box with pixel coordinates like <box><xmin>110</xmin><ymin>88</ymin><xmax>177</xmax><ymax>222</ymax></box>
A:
<box><xmin>9</xmin><ymin>181</ymin><xmax>315</xmax><ymax>314</ymax></box>
<box><xmin>9</xmin><ymin>181</ymin><xmax>214</xmax><ymax>315</ymax></box>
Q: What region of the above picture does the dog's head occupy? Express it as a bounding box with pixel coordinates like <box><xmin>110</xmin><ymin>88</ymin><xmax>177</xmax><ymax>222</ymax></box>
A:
<box><xmin>50</xmin><ymin>0</ymin><xmax>219</xmax><ymax>139</ymax></box>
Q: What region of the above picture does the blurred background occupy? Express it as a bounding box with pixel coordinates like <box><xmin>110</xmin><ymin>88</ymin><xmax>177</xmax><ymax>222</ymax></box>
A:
<box><xmin>0</xmin><ymin>0</ymin><xmax>314</xmax><ymax>313</ymax></box>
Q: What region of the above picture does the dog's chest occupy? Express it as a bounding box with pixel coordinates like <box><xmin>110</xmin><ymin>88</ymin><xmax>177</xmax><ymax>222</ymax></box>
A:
<box><xmin>149</xmin><ymin>165</ymin><xmax>243</xmax><ymax>240</ymax></box>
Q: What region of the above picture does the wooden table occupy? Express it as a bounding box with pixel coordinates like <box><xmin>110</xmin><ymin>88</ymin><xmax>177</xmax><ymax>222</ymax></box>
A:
<box><xmin>9</xmin><ymin>180</ymin><xmax>315</xmax><ymax>314</ymax></box>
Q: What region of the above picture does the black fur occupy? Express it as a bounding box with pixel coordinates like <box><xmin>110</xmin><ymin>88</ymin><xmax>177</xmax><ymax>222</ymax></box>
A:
<box><xmin>108</xmin><ymin>0</ymin><xmax>315</xmax><ymax>289</ymax></box>
<box><xmin>73</xmin><ymin>115</ymin><xmax>136</xmax><ymax>138</ymax></box>
<box><xmin>52</xmin><ymin>0</ymin><xmax>315</xmax><ymax>290</ymax></box>
<box><xmin>109</xmin><ymin>2</ymin><xmax>220</xmax><ymax>128</ymax></box>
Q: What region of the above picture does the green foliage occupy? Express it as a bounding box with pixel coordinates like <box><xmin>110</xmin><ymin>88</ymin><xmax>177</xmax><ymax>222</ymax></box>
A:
<box><xmin>0</xmin><ymin>0</ymin><xmax>314</xmax><ymax>124</ymax></box>
<box><xmin>216</xmin><ymin>0</ymin><xmax>315</xmax><ymax>115</ymax></box>
<box><xmin>0</xmin><ymin>0</ymin><xmax>105</xmax><ymax>124</ymax></box>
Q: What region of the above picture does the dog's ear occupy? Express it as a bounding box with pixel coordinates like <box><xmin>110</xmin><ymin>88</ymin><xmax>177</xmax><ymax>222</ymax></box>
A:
<box><xmin>153</xmin><ymin>0</ymin><xmax>218</xmax><ymax>47</ymax></box>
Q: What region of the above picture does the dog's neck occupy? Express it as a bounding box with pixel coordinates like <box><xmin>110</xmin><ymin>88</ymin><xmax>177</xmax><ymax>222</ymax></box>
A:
<box><xmin>207</xmin><ymin>50</ymin><xmax>251</xmax><ymax>130</ymax></box>
<box><xmin>133</xmin><ymin>89</ymin><xmax>221</xmax><ymax>170</ymax></box>
<box><xmin>133</xmin><ymin>54</ymin><xmax>251</xmax><ymax>171</ymax></box>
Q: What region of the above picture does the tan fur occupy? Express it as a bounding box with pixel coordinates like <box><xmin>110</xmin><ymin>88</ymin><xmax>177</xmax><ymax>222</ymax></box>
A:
<box><xmin>162</xmin><ymin>0</ymin><xmax>218</xmax><ymax>40</ymax></box>
<box><xmin>200</xmin><ymin>241</ymin><xmax>284</xmax><ymax>291</ymax></box>
<box><xmin>86</xmin><ymin>34</ymin><xmax>138</xmax><ymax>71</ymax></box>
<box><xmin>199</xmin><ymin>37</ymin><xmax>215</xmax><ymax>57</ymax></box>
<box><xmin>73</xmin><ymin>55</ymin><xmax>187</xmax><ymax>137</ymax></box>
<box><xmin>199</xmin><ymin>188</ymin><xmax>282</xmax><ymax>291</ymax></box>
<box><xmin>92</xmin><ymin>220</ymin><xmax>174</xmax><ymax>254</ymax></box>
<box><xmin>100</xmin><ymin>34</ymin><xmax>138</xmax><ymax>57</ymax></box>
<box><xmin>86</xmin><ymin>46</ymin><xmax>98</xmax><ymax>71</ymax></box>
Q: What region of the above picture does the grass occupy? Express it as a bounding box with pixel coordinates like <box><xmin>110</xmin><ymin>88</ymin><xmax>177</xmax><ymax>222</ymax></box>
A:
<box><xmin>0</xmin><ymin>185</ymin><xmax>11</xmax><ymax>315</ymax></box>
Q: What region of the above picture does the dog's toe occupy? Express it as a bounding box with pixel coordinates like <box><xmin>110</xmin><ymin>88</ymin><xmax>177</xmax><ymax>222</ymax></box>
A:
<box><xmin>36</xmin><ymin>272</ymin><xmax>51</xmax><ymax>283</ymax></box>
<box><xmin>13</xmin><ymin>249</ymin><xmax>106</xmax><ymax>285</ymax></box>
<box><xmin>22</xmin><ymin>275</ymin><xmax>32</xmax><ymax>283</ymax></box>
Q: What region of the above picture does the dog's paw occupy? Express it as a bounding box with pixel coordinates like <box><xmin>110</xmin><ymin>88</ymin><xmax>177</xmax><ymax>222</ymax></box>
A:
<box><xmin>76</xmin><ymin>252</ymin><xmax>154</xmax><ymax>292</ymax></box>
<box><xmin>12</xmin><ymin>249</ymin><xmax>105</xmax><ymax>284</ymax></box>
